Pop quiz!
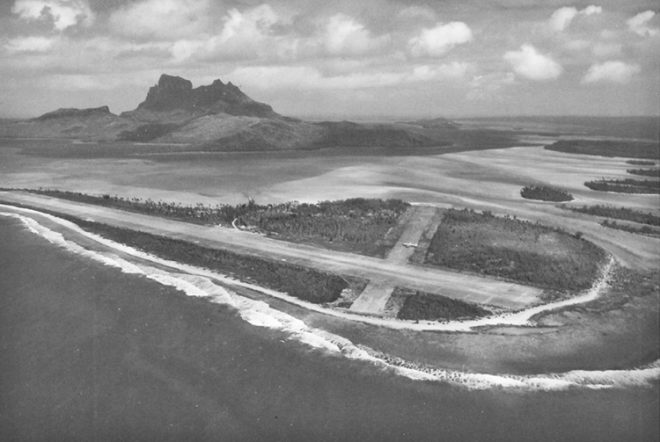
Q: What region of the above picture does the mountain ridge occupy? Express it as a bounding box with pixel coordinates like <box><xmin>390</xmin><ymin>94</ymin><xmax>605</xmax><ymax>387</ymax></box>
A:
<box><xmin>0</xmin><ymin>73</ymin><xmax>514</xmax><ymax>152</ymax></box>
<box><xmin>122</xmin><ymin>74</ymin><xmax>278</xmax><ymax>122</ymax></box>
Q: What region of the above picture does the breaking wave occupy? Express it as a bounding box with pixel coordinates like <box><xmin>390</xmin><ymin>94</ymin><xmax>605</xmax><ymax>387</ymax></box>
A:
<box><xmin>1</xmin><ymin>207</ymin><xmax>658</xmax><ymax>391</ymax></box>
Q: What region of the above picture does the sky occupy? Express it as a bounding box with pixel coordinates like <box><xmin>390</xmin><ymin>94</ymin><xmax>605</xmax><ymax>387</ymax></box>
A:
<box><xmin>0</xmin><ymin>0</ymin><xmax>658</xmax><ymax>118</ymax></box>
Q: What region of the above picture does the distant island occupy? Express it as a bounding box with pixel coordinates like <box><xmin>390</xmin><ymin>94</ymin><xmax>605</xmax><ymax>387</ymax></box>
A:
<box><xmin>0</xmin><ymin>74</ymin><xmax>515</xmax><ymax>153</ymax></box>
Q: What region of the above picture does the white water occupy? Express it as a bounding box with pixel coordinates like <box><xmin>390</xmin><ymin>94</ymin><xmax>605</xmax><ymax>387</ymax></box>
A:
<box><xmin>1</xmin><ymin>207</ymin><xmax>659</xmax><ymax>391</ymax></box>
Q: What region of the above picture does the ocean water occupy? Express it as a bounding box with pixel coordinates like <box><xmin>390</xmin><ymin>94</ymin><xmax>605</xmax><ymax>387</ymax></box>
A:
<box><xmin>1</xmin><ymin>216</ymin><xmax>658</xmax><ymax>441</ymax></box>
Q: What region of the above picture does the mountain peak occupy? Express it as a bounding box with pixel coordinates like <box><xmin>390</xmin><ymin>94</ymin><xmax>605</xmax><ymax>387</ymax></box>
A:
<box><xmin>130</xmin><ymin>74</ymin><xmax>276</xmax><ymax>119</ymax></box>
<box><xmin>157</xmin><ymin>74</ymin><xmax>193</xmax><ymax>91</ymax></box>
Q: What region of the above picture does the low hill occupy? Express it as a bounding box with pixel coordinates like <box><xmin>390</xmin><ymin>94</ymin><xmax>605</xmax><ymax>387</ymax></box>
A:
<box><xmin>0</xmin><ymin>105</ymin><xmax>135</xmax><ymax>141</ymax></box>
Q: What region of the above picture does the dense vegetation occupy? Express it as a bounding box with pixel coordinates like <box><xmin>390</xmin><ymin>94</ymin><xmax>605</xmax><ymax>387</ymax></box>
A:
<box><xmin>584</xmin><ymin>178</ymin><xmax>660</xmax><ymax>194</ymax></box>
<box><xmin>19</xmin><ymin>189</ymin><xmax>409</xmax><ymax>256</ymax></box>
<box><xmin>425</xmin><ymin>209</ymin><xmax>606</xmax><ymax>291</ymax></box>
<box><xmin>73</xmin><ymin>219</ymin><xmax>353</xmax><ymax>304</ymax></box>
<box><xmin>394</xmin><ymin>288</ymin><xmax>490</xmax><ymax>321</ymax></box>
<box><xmin>626</xmin><ymin>168</ymin><xmax>660</xmax><ymax>177</ymax></box>
<box><xmin>565</xmin><ymin>205</ymin><xmax>660</xmax><ymax>226</ymax></box>
<box><xmin>601</xmin><ymin>220</ymin><xmax>660</xmax><ymax>237</ymax></box>
<box><xmin>545</xmin><ymin>139</ymin><xmax>660</xmax><ymax>159</ymax></box>
<box><xmin>238</xmin><ymin>198</ymin><xmax>409</xmax><ymax>256</ymax></box>
<box><xmin>520</xmin><ymin>185</ymin><xmax>573</xmax><ymax>202</ymax></box>
<box><xmin>118</xmin><ymin>123</ymin><xmax>181</xmax><ymax>141</ymax></box>
<box><xmin>626</xmin><ymin>160</ymin><xmax>656</xmax><ymax>166</ymax></box>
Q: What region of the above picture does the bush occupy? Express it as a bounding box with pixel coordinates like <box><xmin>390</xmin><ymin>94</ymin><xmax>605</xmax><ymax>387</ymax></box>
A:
<box><xmin>521</xmin><ymin>185</ymin><xmax>573</xmax><ymax>202</ymax></box>
<box><xmin>584</xmin><ymin>178</ymin><xmax>660</xmax><ymax>194</ymax></box>
<box><xmin>626</xmin><ymin>160</ymin><xmax>656</xmax><ymax>166</ymax></box>
<box><xmin>20</xmin><ymin>189</ymin><xmax>410</xmax><ymax>256</ymax></box>
<box><xmin>425</xmin><ymin>209</ymin><xmax>607</xmax><ymax>291</ymax></box>
<box><xmin>73</xmin><ymin>220</ymin><xmax>351</xmax><ymax>304</ymax></box>
<box><xmin>545</xmin><ymin>139</ymin><xmax>660</xmax><ymax>159</ymax></box>
<box><xmin>601</xmin><ymin>220</ymin><xmax>660</xmax><ymax>237</ymax></box>
<box><xmin>564</xmin><ymin>205</ymin><xmax>660</xmax><ymax>226</ymax></box>
<box><xmin>626</xmin><ymin>168</ymin><xmax>660</xmax><ymax>177</ymax></box>
<box><xmin>395</xmin><ymin>289</ymin><xmax>490</xmax><ymax>321</ymax></box>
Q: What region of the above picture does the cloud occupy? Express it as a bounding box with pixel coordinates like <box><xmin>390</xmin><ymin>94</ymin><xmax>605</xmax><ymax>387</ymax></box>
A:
<box><xmin>591</xmin><ymin>42</ymin><xmax>622</xmax><ymax>57</ymax></box>
<box><xmin>171</xmin><ymin>5</ymin><xmax>294</xmax><ymax>63</ymax></box>
<box><xmin>549</xmin><ymin>7</ymin><xmax>578</xmax><ymax>32</ymax></box>
<box><xmin>229</xmin><ymin>62</ymin><xmax>468</xmax><ymax>91</ymax></box>
<box><xmin>4</xmin><ymin>36</ymin><xmax>56</xmax><ymax>53</ymax></box>
<box><xmin>323</xmin><ymin>14</ymin><xmax>389</xmax><ymax>56</ymax></box>
<box><xmin>581</xmin><ymin>5</ymin><xmax>603</xmax><ymax>16</ymax></box>
<box><xmin>504</xmin><ymin>44</ymin><xmax>562</xmax><ymax>80</ymax></box>
<box><xmin>582</xmin><ymin>61</ymin><xmax>641</xmax><ymax>84</ymax></box>
<box><xmin>467</xmin><ymin>72</ymin><xmax>516</xmax><ymax>101</ymax></box>
<box><xmin>11</xmin><ymin>0</ymin><xmax>94</xmax><ymax>30</ymax></box>
<box><xmin>408</xmin><ymin>22</ymin><xmax>473</xmax><ymax>57</ymax></box>
<box><xmin>171</xmin><ymin>10</ymin><xmax>389</xmax><ymax>63</ymax></box>
<box><xmin>627</xmin><ymin>10</ymin><xmax>658</xmax><ymax>37</ymax></box>
<box><xmin>43</xmin><ymin>74</ymin><xmax>125</xmax><ymax>90</ymax></box>
<box><xmin>108</xmin><ymin>0</ymin><xmax>210</xmax><ymax>40</ymax></box>
<box><xmin>398</xmin><ymin>6</ymin><xmax>437</xmax><ymax>21</ymax></box>
<box><xmin>548</xmin><ymin>5</ymin><xmax>602</xmax><ymax>31</ymax></box>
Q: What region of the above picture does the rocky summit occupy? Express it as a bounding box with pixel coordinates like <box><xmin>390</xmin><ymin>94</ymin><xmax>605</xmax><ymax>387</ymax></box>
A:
<box><xmin>128</xmin><ymin>74</ymin><xmax>277</xmax><ymax>119</ymax></box>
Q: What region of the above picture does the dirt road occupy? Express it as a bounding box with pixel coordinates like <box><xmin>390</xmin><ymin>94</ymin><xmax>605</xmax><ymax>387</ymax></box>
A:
<box><xmin>0</xmin><ymin>191</ymin><xmax>541</xmax><ymax>309</ymax></box>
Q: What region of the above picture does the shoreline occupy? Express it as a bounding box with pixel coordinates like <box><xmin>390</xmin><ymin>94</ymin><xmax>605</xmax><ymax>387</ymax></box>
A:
<box><xmin>0</xmin><ymin>202</ymin><xmax>614</xmax><ymax>333</ymax></box>
<box><xmin>1</xmin><ymin>209</ymin><xmax>659</xmax><ymax>390</ymax></box>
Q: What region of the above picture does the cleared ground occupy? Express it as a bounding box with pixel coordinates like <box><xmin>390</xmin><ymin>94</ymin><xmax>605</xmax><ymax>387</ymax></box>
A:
<box><xmin>350</xmin><ymin>205</ymin><xmax>441</xmax><ymax>315</ymax></box>
<box><xmin>0</xmin><ymin>191</ymin><xmax>542</xmax><ymax>309</ymax></box>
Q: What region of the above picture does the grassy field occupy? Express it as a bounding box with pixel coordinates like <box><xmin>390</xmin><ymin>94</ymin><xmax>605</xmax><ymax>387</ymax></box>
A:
<box><xmin>520</xmin><ymin>185</ymin><xmax>573</xmax><ymax>202</ymax></box>
<box><xmin>545</xmin><ymin>139</ymin><xmax>660</xmax><ymax>159</ymax></box>
<box><xmin>392</xmin><ymin>288</ymin><xmax>490</xmax><ymax>321</ymax></box>
<box><xmin>12</xmin><ymin>189</ymin><xmax>409</xmax><ymax>257</ymax></box>
<box><xmin>424</xmin><ymin>209</ymin><xmax>607</xmax><ymax>291</ymax></box>
<box><xmin>584</xmin><ymin>178</ymin><xmax>660</xmax><ymax>194</ymax></box>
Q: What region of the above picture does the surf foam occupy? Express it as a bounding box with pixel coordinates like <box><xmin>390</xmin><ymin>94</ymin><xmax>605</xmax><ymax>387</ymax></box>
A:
<box><xmin>1</xmin><ymin>209</ymin><xmax>658</xmax><ymax>392</ymax></box>
<box><xmin>0</xmin><ymin>204</ymin><xmax>614</xmax><ymax>333</ymax></box>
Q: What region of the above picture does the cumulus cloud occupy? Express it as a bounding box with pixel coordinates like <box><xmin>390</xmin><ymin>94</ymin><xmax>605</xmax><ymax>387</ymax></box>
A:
<box><xmin>582</xmin><ymin>61</ymin><xmax>641</xmax><ymax>84</ymax></box>
<box><xmin>4</xmin><ymin>36</ymin><xmax>56</xmax><ymax>53</ymax></box>
<box><xmin>108</xmin><ymin>0</ymin><xmax>211</xmax><ymax>40</ymax></box>
<box><xmin>171</xmin><ymin>5</ymin><xmax>293</xmax><ymax>63</ymax></box>
<box><xmin>548</xmin><ymin>5</ymin><xmax>602</xmax><ymax>31</ymax></box>
<box><xmin>323</xmin><ymin>14</ymin><xmax>389</xmax><ymax>56</ymax></box>
<box><xmin>504</xmin><ymin>44</ymin><xmax>562</xmax><ymax>80</ymax></box>
<box><xmin>12</xmin><ymin>0</ymin><xmax>94</xmax><ymax>30</ymax></box>
<box><xmin>172</xmin><ymin>10</ymin><xmax>389</xmax><ymax>63</ymax></box>
<box><xmin>408</xmin><ymin>22</ymin><xmax>473</xmax><ymax>57</ymax></box>
<box><xmin>627</xmin><ymin>11</ymin><xmax>658</xmax><ymax>37</ymax></box>
<box><xmin>582</xmin><ymin>5</ymin><xmax>603</xmax><ymax>16</ymax></box>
